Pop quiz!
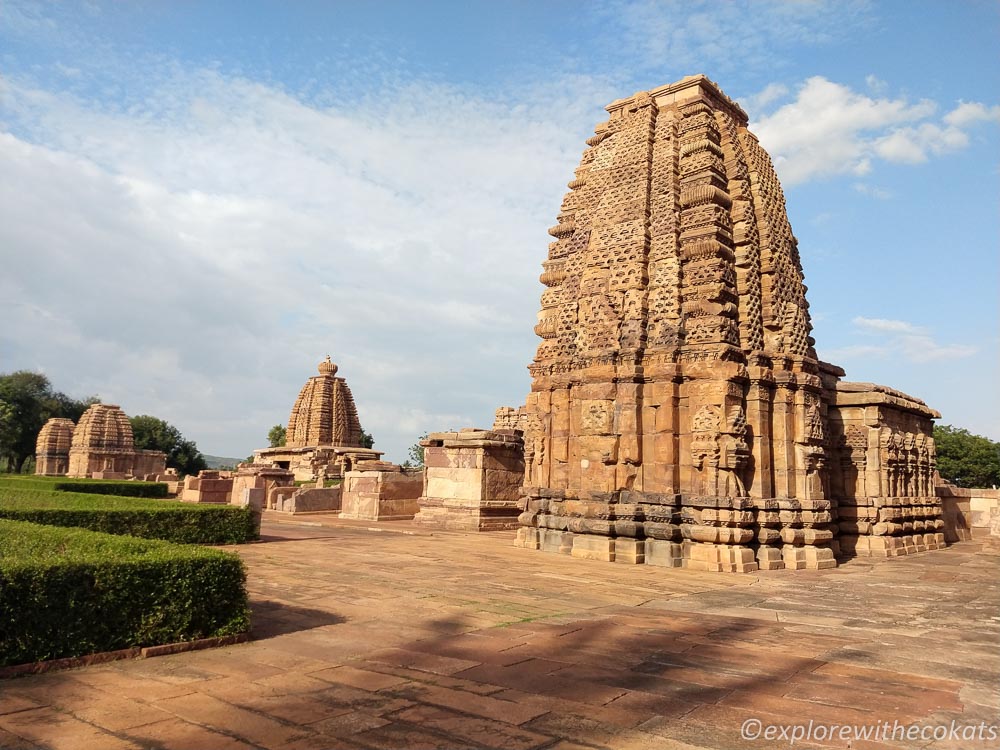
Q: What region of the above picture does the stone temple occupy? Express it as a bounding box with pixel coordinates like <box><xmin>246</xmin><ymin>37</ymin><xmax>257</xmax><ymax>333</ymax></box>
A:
<box><xmin>254</xmin><ymin>356</ymin><xmax>381</xmax><ymax>480</ymax></box>
<box><xmin>515</xmin><ymin>75</ymin><xmax>942</xmax><ymax>572</ymax></box>
<box><xmin>61</xmin><ymin>404</ymin><xmax>166</xmax><ymax>479</ymax></box>
<box><xmin>34</xmin><ymin>417</ymin><xmax>75</xmax><ymax>476</ymax></box>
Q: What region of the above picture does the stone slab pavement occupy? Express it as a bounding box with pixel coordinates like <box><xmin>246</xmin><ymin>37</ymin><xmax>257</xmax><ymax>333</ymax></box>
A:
<box><xmin>1</xmin><ymin>513</ymin><xmax>998</xmax><ymax>749</ymax></box>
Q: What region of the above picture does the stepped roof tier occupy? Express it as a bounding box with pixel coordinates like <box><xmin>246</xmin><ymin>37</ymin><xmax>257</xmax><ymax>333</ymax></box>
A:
<box><xmin>71</xmin><ymin>404</ymin><xmax>134</xmax><ymax>452</ymax></box>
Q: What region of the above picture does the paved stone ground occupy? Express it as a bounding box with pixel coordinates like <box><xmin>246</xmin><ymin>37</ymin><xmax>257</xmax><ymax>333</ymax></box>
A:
<box><xmin>1</xmin><ymin>514</ymin><xmax>998</xmax><ymax>750</ymax></box>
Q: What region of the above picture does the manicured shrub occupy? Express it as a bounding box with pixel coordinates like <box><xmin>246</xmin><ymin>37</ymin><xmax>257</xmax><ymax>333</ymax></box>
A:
<box><xmin>0</xmin><ymin>520</ymin><xmax>250</xmax><ymax>666</ymax></box>
<box><xmin>54</xmin><ymin>481</ymin><xmax>169</xmax><ymax>498</ymax></box>
<box><xmin>0</xmin><ymin>489</ymin><xmax>257</xmax><ymax>544</ymax></box>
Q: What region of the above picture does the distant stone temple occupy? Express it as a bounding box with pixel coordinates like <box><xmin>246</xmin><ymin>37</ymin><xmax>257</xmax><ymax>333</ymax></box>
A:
<box><xmin>515</xmin><ymin>75</ymin><xmax>943</xmax><ymax>572</ymax></box>
<box><xmin>35</xmin><ymin>404</ymin><xmax>168</xmax><ymax>479</ymax></box>
<box><xmin>254</xmin><ymin>356</ymin><xmax>381</xmax><ymax>480</ymax></box>
<box><xmin>34</xmin><ymin>418</ymin><xmax>75</xmax><ymax>476</ymax></box>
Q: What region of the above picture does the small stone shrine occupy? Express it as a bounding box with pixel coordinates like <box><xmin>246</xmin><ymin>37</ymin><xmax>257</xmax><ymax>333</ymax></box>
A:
<box><xmin>34</xmin><ymin>418</ymin><xmax>75</xmax><ymax>476</ymax></box>
<box><xmin>254</xmin><ymin>356</ymin><xmax>381</xmax><ymax>480</ymax></box>
<box><xmin>64</xmin><ymin>404</ymin><xmax>166</xmax><ymax>479</ymax></box>
<box><xmin>516</xmin><ymin>75</ymin><xmax>944</xmax><ymax>572</ymax></box>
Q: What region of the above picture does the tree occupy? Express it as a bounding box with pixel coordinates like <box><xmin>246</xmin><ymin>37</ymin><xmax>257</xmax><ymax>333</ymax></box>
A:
<box><xmin>268</xmin><ymin>424</ymin><xmax>287</xmax><ymax>447</ymax></box>
<box><xmin>0</xmin><ymin>371</ymin><xmax>98</xmax><ymax>473</ymax></box>
<box><xmin>403</xmin><ymin>432</ymin><xmax>428</xmax><ymax>468</ymax></box>
<box><xmin>934</xmin><ymin>424</ymin><xmax>1000</xmax><ymax>489</ymax></box>
<box><xmin>130</xmin><ymin>415</ymin><xmax>208</xmax><ymax>476</ymax></box>
<box><xmin>360</xmin><ymin>429</ymin><xmax>374</xmax><ymax>449</ymax></box>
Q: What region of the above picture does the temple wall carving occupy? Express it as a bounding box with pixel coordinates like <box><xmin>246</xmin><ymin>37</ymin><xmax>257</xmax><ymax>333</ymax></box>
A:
<box><xmin>516</xmin><ymin>76</ymin><xmax>943</xmax><ymax>572</ymax></box>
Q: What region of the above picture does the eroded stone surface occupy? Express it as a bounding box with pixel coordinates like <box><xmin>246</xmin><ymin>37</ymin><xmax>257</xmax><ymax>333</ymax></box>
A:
<box><xmin>415</xmin><ymin>430</ymin><xmax>525</xmax><ymax>531</ymax></box>
<box><xmin>517</xmin><ymin>75</ymin><xmax>942</xmax><ymax>571</ymax></box>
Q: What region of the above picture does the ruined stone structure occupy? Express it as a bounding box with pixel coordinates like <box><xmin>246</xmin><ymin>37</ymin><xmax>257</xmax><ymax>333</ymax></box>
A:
<box><xmin>181</xmin><ymin>470</ymin><xmax>233</xmax><ymax>504</ymax></box>
<box><xmin>254</xmin><ymin>356</ymin><xmax>381</xmax><ymax>480</ymax></box>
<box><xmin>493</xmin><ymin>406</ymin><xmax>528</xmax><ymax>433</ymax></box>
<box><xmin>66</xmin><ymin>404</ymin><xmax>166</xmax><ymax>479</ymax></box>
<box><xmin>516</xmin><ymin>75</ymin><xmax>943</xmax><ymax>572</ymax></box>
<box><xmin>34</xmin><ymin>418</ymin><xmax>75</xmax><ymax>476</ymax></box>
<box><xmin>340</xmin><ymin>464</ymin><xmax>424</xmax><ymax>521</ymax></box>
<box><xmin>415</xmin><ymin>430</ymin><xmax>525</xmax><ymax>531</ymax></box>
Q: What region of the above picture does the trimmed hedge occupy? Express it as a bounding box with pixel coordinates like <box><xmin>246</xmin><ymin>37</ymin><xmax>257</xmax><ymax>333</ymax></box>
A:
<box><xmin>0</xmin><ymin>489</ymin><xmax>257</xmax><ymax>544</ymax></box>
<box><xmin>0</xmin><ymin>476</ymin><xmax>169</xmax><ymax>498</ymax></box>
<box><xmin>0</xmin><ymin>520</ymin><xmax>250</xmax><ymax>666</ymax></box>
<box><xmin>54</xmin><ymin>481</ymin><xmax>169</xmax><ymax>498</ymax></box>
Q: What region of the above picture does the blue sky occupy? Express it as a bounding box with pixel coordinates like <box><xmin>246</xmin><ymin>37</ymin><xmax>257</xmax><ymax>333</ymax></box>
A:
<box><xmin>1</xmin><ymin>0</ymin><xmax>997</xmax><ymax>462</ymax></box>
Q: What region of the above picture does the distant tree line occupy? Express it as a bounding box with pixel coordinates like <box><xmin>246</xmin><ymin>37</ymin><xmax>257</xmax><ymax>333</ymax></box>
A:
<box><xmin>934</xmin><ymin>424</ymin><xmax>1000</xmax><ymax>488</ymax></box>
<box><xmin>0</xmin><ymin>371</ymin><xmax>98</xmax><ymax>473</ymax></box>
<box><xmin>0</xmin><ymin>370</ymin><xmax>206</xmax><ymax>476</ymax></box>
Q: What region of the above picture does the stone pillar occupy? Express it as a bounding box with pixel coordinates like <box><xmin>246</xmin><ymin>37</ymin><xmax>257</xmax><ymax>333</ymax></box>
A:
<box><xmin>340</xmin><ymin>463</ymin><xmax>423</xmax><ymax>521</ymax></box>
<box><xmin>414</xmin><ymin>429</ymin><xmax>525</xmax><ymax>531</ymax></box>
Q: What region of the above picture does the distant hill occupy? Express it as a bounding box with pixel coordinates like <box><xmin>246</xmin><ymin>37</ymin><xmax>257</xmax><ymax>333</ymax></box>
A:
<box><xmin>202</xmin><ymin>454</ymin><xmax>244</xmax><ymax>470</ymax></box>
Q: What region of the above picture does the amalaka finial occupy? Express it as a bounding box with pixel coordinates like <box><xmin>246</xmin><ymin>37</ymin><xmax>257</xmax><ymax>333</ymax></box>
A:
<box><xmin>318</xmin><ymin>355</ymin><xmax>338</xmax><ymax>376</ymax></box>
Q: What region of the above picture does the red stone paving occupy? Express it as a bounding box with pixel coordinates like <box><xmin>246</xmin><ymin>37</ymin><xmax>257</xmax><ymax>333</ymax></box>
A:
<box><xmin>0</xmin><ymin>513</ymin><xmax>998</xmax><ymax>749</ymax></box>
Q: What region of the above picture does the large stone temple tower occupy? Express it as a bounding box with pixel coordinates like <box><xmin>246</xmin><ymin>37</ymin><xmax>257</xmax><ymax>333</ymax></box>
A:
<box><xmin>516</xmin><ymin>76</ymin><xmax>941</xmax><ymax>572</ymax></box>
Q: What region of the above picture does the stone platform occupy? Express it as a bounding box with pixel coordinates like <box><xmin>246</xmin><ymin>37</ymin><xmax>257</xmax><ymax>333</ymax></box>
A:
<box><xmin>0</xmin><ymin>516</ymin><xmax>996</xmax><ymax>749</ymax></box>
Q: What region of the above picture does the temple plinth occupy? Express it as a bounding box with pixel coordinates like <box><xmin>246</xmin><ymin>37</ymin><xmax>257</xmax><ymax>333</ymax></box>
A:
<box><xmin>515</xmin><ymin>75</ymin><xmax>943</xmax><ymax>572</ymax></box>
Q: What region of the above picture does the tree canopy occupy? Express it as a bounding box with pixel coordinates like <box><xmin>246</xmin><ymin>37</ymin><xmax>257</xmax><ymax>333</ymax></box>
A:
<box><xmin>934</xmin><ymin>424</ymin><xmax>1000</xmax><ymax>489</ymax></box>
<box><xmin>130</xmin><ymin>415</ymin><xmax>208</xmax><ymax>476</ymax></box>
<box><xmin>267</xmin><ymin>424</ymin><xmax>287</xmax><ymax>447</ymax></box>
<box><xmin>0</xmin><ymin>371</ymin><xmax>98</xmax><ymax>473</ymax></box>
<box><xmin>403</xmin><ymin>432</ymin><xmax>428</xmax><ymax>468</ymax></box>
<box><xmin>360</xmin><ymin>429</ymin><xmax>374</xmax><ymax>449</ymax></box>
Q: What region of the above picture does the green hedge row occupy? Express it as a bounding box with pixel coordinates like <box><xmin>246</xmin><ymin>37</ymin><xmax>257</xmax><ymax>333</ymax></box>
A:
<box><xmin>0</xmin><ymin>489</ymin><xmax>258</xmax><ymax>544</ymax></box>
<box><xmin>0</xmin><ymin>520</ymin><xmax>250</xmax><ymax>667</ymax></box>
<box><xmin>0</xmin><ymin>475</ymin><xmax>167</xmax><ymax>496</ymax></box>
<box><xmin>54</xmin><ymin>481</ymin><xmax>169</xmax><ymax>498</ymax></box>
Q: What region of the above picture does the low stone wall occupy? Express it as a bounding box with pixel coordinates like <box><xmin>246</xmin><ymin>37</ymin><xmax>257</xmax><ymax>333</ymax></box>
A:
<box><xmin>414</xmin><ymin>429</ymin><xmax>524</xmax><ymax>532</ymax></box>
<box><xmin>281</xmin><ymin>487</ymin><xmax>342</xmax><ymax>513</ymax></box>
<box><xmin>180</xmin><ymin>472</ymin><xmax>233</xmax><ymax>504</ymax></box>
<box><xmin>340</xmin><ymin>469</ymin><xmax>423</xmax><ymax>521</ymax></box>
<box><xmin>935</xmin><ymin>484</ymin><xmax>999</xmax><ymax>541</ymax></box>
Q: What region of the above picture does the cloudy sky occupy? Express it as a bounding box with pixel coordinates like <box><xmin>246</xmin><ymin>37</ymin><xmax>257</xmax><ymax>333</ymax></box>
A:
<box><xmin>1</xmin><ymin>1</ymin><xmax>997</xmax><ymax>462</ymax></box>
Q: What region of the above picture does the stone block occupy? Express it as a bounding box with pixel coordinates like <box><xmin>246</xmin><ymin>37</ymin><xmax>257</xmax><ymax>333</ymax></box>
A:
<box><xmin>570</xmin><ymin>535</ymin><xmax>615</xmax><ymax>562</ymax></box>
<box><xmin>644</xmin><ymin>539</ymin><xmax>683</xmax><ymax>567</ymax></box>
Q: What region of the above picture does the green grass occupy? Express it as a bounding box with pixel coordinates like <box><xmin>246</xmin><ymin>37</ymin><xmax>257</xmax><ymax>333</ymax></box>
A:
<box><xmin>0</xmin><ymin>519</ymin><xmax>250</xmax><ymax>666</ymax></box>
<box><xmin>0</xmin><ymin>484</ymin><xmax>258</xmax><ymax>544</ymax></box>
<box><xmin>2</xmin><ymin>474</ymin><xmax>167</xmax><ymax>492</ymax></box>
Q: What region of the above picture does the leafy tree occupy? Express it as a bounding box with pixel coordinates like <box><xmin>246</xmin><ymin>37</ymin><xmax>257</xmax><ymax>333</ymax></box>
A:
<box><xmin>0</xmin><ymin>371</ymin><xmax>98</xmax><ymax>473</ymax></box>
<box><xmin>267</xmin><ymin>423</ymin><xmax>287</xmax><ymax>447</ymax></box>
<box><xmin>360</xmin><ymin>429</ymin><xmax>374</xmax><ymax>449</ymax></box>
<box><xmin>934</xmin><ymin>424</ymin><xmax>1000</xmax><ymax>488</ymax></box>
<box><xmin>130</xmin><ymin>415</ymin><xmax>208</xmax><ymax>476</ymax></box>
<box><xmin>403</xmin><ymin>432</ymin><xmax>428</xmax><ymax>468</ymax></box>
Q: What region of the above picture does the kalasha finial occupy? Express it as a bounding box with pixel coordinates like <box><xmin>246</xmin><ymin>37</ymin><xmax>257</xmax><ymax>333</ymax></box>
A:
<box><xmin>318</xmin><ymin>355</ymin><xmax>338</xmax><ymax>376</ymax></box>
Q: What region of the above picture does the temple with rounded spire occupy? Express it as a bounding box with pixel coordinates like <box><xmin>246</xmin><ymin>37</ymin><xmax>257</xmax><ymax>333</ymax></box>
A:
<box><xmin>35</xmin><ymin>417</ymin><xmax>75</xmax><ymax>476</ymax></box>
<box><xmin>253</xmin><ymin>356</ymin><xmax>381</xmax><ymax>480</ymax></box>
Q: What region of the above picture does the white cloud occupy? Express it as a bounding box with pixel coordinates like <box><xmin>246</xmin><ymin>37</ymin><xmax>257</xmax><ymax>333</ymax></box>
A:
<box><xmin>604</xmin><ymin>0</ymin><xmax>873</xmax><ymax>75</ymax></box>
<box><xmin>944</xmin><ymin>101</ymin><xmax>1000</xmax><ymax>127</ymax></box>
<box><xmin>0</xmin><ymin>70</ymin><xmax>612</xmax><ymax>461</ymax></box>
<box><xmin>865</xmin><ymin>74</ymin><xmax>887</xmax><ymax>94</ymax></box>
<box><xmin>853</xmin><ymin>317</ymin><xmax>919</xmax><ymax>333</ymax></box>
<box><xmin>852</xmin><ymin>182</ymin><xmax>892</xmax><ymax>199</ymax></box>
<box><xmin>821</xmin><ymin>317</ymin><xmax>977</xmax><ymax>364</ymax></box>
<box><xmin>752</xmin><ymin>77</ymin><xmax>998</xmax><ymax>185</ymax></box>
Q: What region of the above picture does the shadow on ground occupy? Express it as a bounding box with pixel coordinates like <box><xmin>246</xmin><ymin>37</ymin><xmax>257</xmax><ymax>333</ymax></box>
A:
<box><xmin>249</xmin><ymin>600</ymin><xmax>346</xmax><ymax>639</ymax></box>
